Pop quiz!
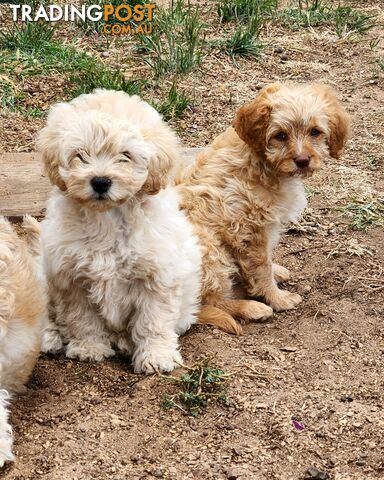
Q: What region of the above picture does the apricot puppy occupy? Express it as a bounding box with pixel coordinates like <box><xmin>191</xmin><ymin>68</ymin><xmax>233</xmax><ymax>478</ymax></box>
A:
<box><xmin>178</xmin><ymin>83</ymin><xmax>350</xmax><ymax>333</ymax></box>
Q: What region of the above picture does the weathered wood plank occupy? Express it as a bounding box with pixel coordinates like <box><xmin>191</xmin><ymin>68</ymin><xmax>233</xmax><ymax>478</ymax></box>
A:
<box><xmin>0</xmin><ymin>148</ymin><xmax>201</xmax><ymax>218</ymax></box>
<box><xmin>0</xmin><ymin>153</ymin><xmax>50</xmax><ymax>217</ymax></box>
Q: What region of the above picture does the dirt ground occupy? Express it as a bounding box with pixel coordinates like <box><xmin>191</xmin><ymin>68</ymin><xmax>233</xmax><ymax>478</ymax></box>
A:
<box><xmin>1</xmin><ymin>2</ymin><xmax>384</xmax><ymax>480</ymax></box>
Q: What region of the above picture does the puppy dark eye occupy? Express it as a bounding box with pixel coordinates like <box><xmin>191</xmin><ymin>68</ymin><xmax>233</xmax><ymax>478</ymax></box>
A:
<box><xmin>274</xmin><ymin>132</ymin><xmax>287</xmax><ymax>141</ymax></box>
<box><xmin>77</xmin><ymin>153</ymin><xmax>89</xmax><ymax>164</ymax></box>
<box><xmin>310</xmin><ymin>128</ymin><xmax>321</xmax><ymax>137</ymax></box>
<box><xmin>119</xmin><ymin>152</ymin><xmax>131</xmax><ymax>163</ymax></box>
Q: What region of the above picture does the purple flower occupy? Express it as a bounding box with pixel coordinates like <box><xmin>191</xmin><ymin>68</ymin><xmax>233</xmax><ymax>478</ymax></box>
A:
<box><xmin>292</xmin><ymin>419</ymin><xmax>305</xmax><ymax>431</ymax></box>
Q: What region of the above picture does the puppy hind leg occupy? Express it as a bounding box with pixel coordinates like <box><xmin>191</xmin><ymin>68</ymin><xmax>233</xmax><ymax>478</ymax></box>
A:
<box><xmin>198</xmin><ymin>244</ymin><xmax>245</xmax><ymax>335</ymax></box>
<box><xmin>217</xmin><ymin>299</ymin><xmax>273</xmax><ymax>324</ymax></box>
<box><xmin>237</xmin><ymin>237</ymin><xmax>301</xmax><ymax>312</ymax></box>
<box><xmin>0</xmin><ymin>391</ymin><xmax>14</xmax><ymax>468</ymax></box>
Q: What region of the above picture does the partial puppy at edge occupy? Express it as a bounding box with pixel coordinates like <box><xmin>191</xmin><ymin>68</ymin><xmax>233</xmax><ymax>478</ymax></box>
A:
<box><xmin>0</xmin><ymin>216</ymin><xmax>46</xmax><ymax>467</ymax></box>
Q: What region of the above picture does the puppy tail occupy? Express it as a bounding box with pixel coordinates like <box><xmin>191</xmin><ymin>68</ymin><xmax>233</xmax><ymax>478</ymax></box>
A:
<box><xmin>22</xmin><ymin>215</ymin><xmax>41</xmax><ymax>258</ymax></box>
<box><xmin>198</xmin><ymin>305</ymin><xmax>243</xmax><ymax>336</ymax></box>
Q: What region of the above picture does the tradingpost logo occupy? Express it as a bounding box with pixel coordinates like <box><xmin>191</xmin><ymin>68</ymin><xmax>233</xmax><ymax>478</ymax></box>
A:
<box><xmin>5</xmin><ymin>3</ymin><xmax>156</xmax><ymax>35</ymax></box>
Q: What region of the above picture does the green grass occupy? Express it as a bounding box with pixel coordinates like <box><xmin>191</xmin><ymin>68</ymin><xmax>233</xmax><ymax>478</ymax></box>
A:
<box><xmin>333</xmin><ymin>6</ymin><xmax>378</xmax><ymax>38</ymax></box>
<box><xmin>217</xmin><ymin>0</ymin><xmax>277</xmax><ymax>23</ymax></box>
<box><xmin>0</xmin><ymin>18</ymin><xmax>146</xmax><ymax>107</ymax></box>
<box><xmin>341</xmin><ymin>199</ymin><xmax>384</xmax><ymax>231</ymax></box>
<box><xmin>69</xmin><ymin>63</ymin><xmax>145</xmax><ymax>97</ymax></box>
<box><xmin>278</xmin><ymin>1</ymin><xmax>377</xmax><ymax>38</ymax></box>
<box><xmin>155</xmin><ymin>84</ymin><xmax>190</xmax><ymax>121</ymax></box>
<box><xmin>0</xmin><ymin>21</ymin><xmax>96</xmax><ymax>78</ymax></box>
<box><xmin>0</xmin><ymin>78</ymin><xmax>24</xmax><ymax>110</ymax></box>
<box><xmin>0</xmin><ymin>21</ymin><xmax>55</xmax><ymax>51</ymax></box>
<box><xmin>23</xmin><ymin>106</ymin><xmax>45</xmax><ymax>118</ymax></box>
<box><xmin>366</xmin><ymin>156</ymin><xmax>378</xmax><ymax>171</ymax></box>
<box><xmin>161</xmin><ymin>360</ymin><xmax>230</xmax><ymax>417</ymax></box>
<box><xmin>221</xmin><ymin>16</ymin><xmax>264</xmax><ymax>60</ymax></box>
<box><xmin>0</xmin><ymin>4</ymin><xmax>199</xmax><ymax>120</ymax></box>
<box><xmin>136</xmin><ymin>0</ymin><xmax>205</xmax><ymax>77</ymax></box>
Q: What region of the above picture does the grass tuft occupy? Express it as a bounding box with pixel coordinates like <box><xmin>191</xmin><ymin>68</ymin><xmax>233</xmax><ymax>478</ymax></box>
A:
<box><xmin>0</xmin><ymin>21</ymin><xmax>55</xmax><ymax>52</ymax></box>
<box><xmin>217</xmin><ymin>0</ymin><xmax>277</xmax><ymax>23</ymax></box>
<box><xmin>161</xmin><ymin>359</ymin><xmax>230</xmax><ymax>417</ymax></box>
<box><xmin>366</xmin><ymin>156</ymin><xmax>378</xmax><ymax>171</ymax></box>
<box><xmin>136</xmin><ymin>0</ymin><xmax>205</xmax><ymax>77</ymax></box>
<box><xmin>0</xmin><ymin>78</ymin><xmax>23</xmax><ymax>110</ymax></box>
<box><xmin>341</xmin><ymin>199</ymin><xmax>384</xmax><ymax>231</ymax></box>
<box><xmin>278</xmin><ymin>1</ymin><xmax>377</xmax><ymax>38</ymax></box>
<box><xmin>69</xmin><ymin>64</ymin><xmax>145</xmax><ymax>97</ymax></box>
<box><xmin>221</xmin><ymin>16</ymin><xmax>263</xmax><ymax>60</ymax></box>
<box><xmin>155</xmin><ymin>84</ymin><xmax>190</xmax><ymax>121</ymax></box>
<box><xmin>334</xmin><ymin>6</ymin><xmax>378</xmax><ymax>38</ymax></box>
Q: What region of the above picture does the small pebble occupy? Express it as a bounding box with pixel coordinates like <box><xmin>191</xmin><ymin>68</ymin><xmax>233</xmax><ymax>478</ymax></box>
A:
<box><xmin>280</xmin><ymin>54</ymin><xmax>289</xmax><ymax>62</ymax></box>
<box><xmin>227</xmin><ymin>467</ymin><xmax>243</xmax><ymax>479</ymax></box>
<box><xmin>340</xmin><ymin>394</ymin><xmax>354</xmax><ymax>402</ymax></box>
<box><xmin>274</xmin><ymin>46</ymin><xmax>284</xmax><ymax>54</ymax></box>
<box><xmin>304</xmin><ymin>466</ymin><xmax>330</xmax><ymax>480</ymax></box>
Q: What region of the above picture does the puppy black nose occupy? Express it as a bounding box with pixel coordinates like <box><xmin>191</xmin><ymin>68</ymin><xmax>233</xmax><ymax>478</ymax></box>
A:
<box><xmin>294</xmin><ymin>155</ymin><xmax>310</xmax><ymax>168</ymax></box>
<box><xmin>90</xmin><ymin>176</ymin><xmax>112</xmax><ymax>194</ymax></box>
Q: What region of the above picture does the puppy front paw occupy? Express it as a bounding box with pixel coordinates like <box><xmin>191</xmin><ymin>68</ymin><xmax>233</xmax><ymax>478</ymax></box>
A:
<box><xmin>42</xmin><ymin>328</ymin><xmax>63</xmax><ymax>354</ymax></box>
<box><xmin>272</xmin><ymin>264</ymin><xmax>291</xmax><ymax>283</ymax></box>
<box><xmin>0</xmin><ymin>401</ymin><xmax>14</xmax><ymax>468</ymax></box>
<box><xmin>65</xmin><ymin>340</ymin><xmax>115</xmax><ymax>362</ymax></box>
<box><xmin>0</xmin><ymin>448</ymin><xmax>14</xmax><ymax>469</ymax></box>
<box><xmin>267</xmin><ymin>290</ymin><xmax>302</xmax><ymax>312</ymax></box>
<box><xmin>133</xmin><ymin>348</ymin><xmax>183</xmax><ymax>375</ymax></box>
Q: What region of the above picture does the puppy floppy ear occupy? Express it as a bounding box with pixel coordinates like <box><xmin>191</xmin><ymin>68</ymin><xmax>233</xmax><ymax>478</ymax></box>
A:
<box><xmin>36</xmin><ymin>103</ymin><xmax>69</xmax><ymax>191</ymax></box>
<box><xmin>141</xmin><ymin>127</ymin><xmax>181</xmax><ymax>195</ymax></box>
<box><xmin>232</xmin><ymin>83</ymin><xmax>281</xmax><ymax>154</ymax></box>
<box><xmin>317</xmin><ymin>85</ymin><xmax>351</xmax><ymax>159</ymax></box>
<box><xmin>142</xmin><ymin>148</ymin><xmax>178</xmax><ymax>195</ymax></box>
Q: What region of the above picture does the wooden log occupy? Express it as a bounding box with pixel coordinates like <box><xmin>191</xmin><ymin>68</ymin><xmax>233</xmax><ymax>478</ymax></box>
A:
<box><xmin>0</xmin><ymin>148</ymin><xmax>201</xmax><ymax>218</ymax></box>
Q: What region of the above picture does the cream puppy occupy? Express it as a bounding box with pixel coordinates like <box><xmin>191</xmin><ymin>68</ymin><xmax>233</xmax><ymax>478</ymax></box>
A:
<box><xmin>38</xmin><ymin>89</ymin><xmax>201</xmax><ymax>374</ymax></box>
<box><xmin>0</xmin><ymin>216</ymin><xmax>45</xmax><ymax>467</ymax></box>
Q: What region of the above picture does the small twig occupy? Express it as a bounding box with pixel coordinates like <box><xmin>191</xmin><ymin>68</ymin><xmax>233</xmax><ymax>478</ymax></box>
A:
<box><xmin>232</xmin><ymin>364</ymin><xmax>270</xmax><ymax>377</ymax></box>
<box><xmin>288</xmin><ymin>244</ymin><xmax>327</xmax><ymax>255</ymax></box>
<box><xmin>361</xmin><ymin>284</ymin><xmax>384</xmax><ymax>291</ymax></box>
<box><xmin>358</xmin><ymin>276</ymin><xmax>384</xmax><ymax>283</ymax></box>
<box><xmin>197</xmin><ymin>366</ymin><xmax>204</xmax><ymax>395</ymax></box>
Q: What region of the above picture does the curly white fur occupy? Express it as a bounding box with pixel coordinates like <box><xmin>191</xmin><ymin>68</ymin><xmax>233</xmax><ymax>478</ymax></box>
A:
<box><xmin>39</xmin><ymin>90</ymin><xmax>202</xmax><ymax>374</ymax></box>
